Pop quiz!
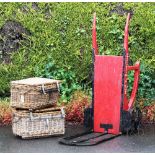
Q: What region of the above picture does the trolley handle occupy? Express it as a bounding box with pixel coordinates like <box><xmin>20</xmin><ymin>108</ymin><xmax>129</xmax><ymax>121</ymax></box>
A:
<box><xmin>92</xmin><ymin>12</ymin><xmax>98</xmax><ymax>55</ymax></box>
<box><xmin>127</xmin><ymin>61</ymin><xmax>140</xmax><ymax>111</ymax></box>
<box><xmin>124</xmin><ymin>13</ymin><xmax>130</xmax><ymax>55</ymax></box>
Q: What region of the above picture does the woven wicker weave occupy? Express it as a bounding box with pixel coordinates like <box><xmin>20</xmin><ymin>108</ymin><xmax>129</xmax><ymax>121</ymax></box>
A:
<box><xmin>12</xmin><ymin>107</ymin><xmax>65</xmax><ymax>139</ymax></box>
<box><xmin>10</xmin><ymin>77</ymin><xmax>61</xmax><ymax>110</ymax></box>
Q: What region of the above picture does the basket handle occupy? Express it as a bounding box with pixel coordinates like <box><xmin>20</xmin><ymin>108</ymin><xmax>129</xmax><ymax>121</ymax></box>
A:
<box><xmin>29</xmin><ymin>108</ymin><xmax>65</xmax><ymax>120</ymax></box>
<box><xmin>40</xmin><ymin>82</ymin><xmax>60</xmax><ymax>94</ymax></box>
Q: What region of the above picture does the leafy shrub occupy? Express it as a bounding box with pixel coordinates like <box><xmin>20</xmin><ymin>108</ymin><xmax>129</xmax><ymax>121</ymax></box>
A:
<box><xmin>0</xmin><ymin>98</ymin><xmax>12</xmax><ymax>126</ymax></box>
<box><xmin>128</xmin><ymin>63</ymin><xmax>155</xmax><ymax>106</ymax></box>
<box><xmin>141</xmin><ymin>100</ymin><xmax>155</xmax><ymax>123</ymax></box>
<box><xmin>65</xmin><ymin>90</ymin><xmax>91</xmax><ymax>124</ymax></box>
<box><xmin>0</xmin><ymin>64</ymin><xmax>20</xmax><ymax>96</ymax></box>
<box><xmin>0</xmin><ymin>2</ymin><xmax>154</xmax><ymax>106</ymax></box>
<box><xmin>35</xmin><ymin>58</ymin><xmax>82</xmax><ymax>102</ymax></box>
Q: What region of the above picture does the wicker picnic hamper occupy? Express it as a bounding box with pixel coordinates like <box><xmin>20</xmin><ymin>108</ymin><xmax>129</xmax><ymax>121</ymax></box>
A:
<box><xmin>10</xmin><ymin>77</ymin><xmax>61</xmax><ymax>110</ymax></box>
<box><xmin>12</xmin><ymin>107</ymin><xmax>65</xmax><ymax>139</ymax></box>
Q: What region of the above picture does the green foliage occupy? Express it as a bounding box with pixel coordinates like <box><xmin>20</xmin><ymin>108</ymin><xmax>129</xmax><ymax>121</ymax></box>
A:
<box><xmin>0</xmin><ymin>2</ymin><xmax>154</xmax><ymax>105</ymax></box>
<box><xmin>128</xmin><ymin>63</ymin><xmax>155</xmax><ymax>106</ymax></box>
<box><xmin>0</xmin><ymin>64</ymin><xmax>19</xmax><ymax>96</ymax></box>
<box><xmin>35</xmin><ymin>57</ymin><xmax>82</xmax><ymax>102</ymax></box>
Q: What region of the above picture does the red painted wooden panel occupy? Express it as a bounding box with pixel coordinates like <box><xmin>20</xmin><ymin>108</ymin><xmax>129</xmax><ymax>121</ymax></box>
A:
<box><xmin>94</xmin><ymin>55</ymin><xmax>123</xmax><ymax>134</ymax></box>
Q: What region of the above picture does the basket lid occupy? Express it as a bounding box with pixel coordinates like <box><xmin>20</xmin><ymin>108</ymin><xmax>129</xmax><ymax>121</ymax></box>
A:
<box><xmin>11</xmin><ymin>77</ymin><xmax>61</xmax><ymax>86</ymax></box>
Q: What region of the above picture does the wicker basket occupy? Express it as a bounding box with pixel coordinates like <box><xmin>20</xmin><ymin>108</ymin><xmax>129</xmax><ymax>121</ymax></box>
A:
<box><xmin>10</xmin><ymin>77</ymin><xmax>61</xmax><ymax>110</ymax></box>
<box><xmin>12</xmin><ymin>107</ymin><xmax>65</xmax><ymax>139</ymax></box>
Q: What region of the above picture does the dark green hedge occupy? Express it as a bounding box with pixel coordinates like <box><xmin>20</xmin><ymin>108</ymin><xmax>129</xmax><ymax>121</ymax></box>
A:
<box><xmin>0</xmin><ymin>2</ymin><xmax>154</xmax><ymax>99</ymax></box>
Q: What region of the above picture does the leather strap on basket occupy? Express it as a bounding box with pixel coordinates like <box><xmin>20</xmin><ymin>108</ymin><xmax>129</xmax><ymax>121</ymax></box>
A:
<box><xmin>56</xmin><ymin>81</ymin><xmax>60</xmax><ymax>92</ymax></box>
<box><xmin>41</xmin><ymin>84</ymin><xmax>46</xmax><ymax>94</ymax></box>
<box><xmin>60</xmin><ymin>107</ymin><xmax>65</xmax><ymax>118</ymax></box>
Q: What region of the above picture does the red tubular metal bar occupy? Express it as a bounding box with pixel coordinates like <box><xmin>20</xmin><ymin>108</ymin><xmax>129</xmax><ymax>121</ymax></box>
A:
<box><xmin>92</xmin><ymin>12</ymin><xmax>98</xmax><ymax>55</ymax></box>
<box><xmin>123</xmin><ymin>13</ymin><xmax>140</xmax><ymax>111</ymax></box>
<box><xmin>124</xmin><ymin>13</ymin><xmax>130</xmax><ymax>55</ymax></box>
<box><xmin>123</xmin><ymin>13</ymin><xmax>130</xmax><ymax>111</ymax></box>
<box><xmin>127</xmin><ymin>61</ymin><xmax>140</xmax><ymax>111</ymax></box>
<box><xmin>127</xmin><ymin>64</ymin><xmax>139</xmax><ymax>71</ymax></box>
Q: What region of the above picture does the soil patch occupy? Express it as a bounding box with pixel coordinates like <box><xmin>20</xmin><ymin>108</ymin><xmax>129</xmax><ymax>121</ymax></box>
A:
<box><xmin>0</xmin><ymin>20</ymin><xmax>31</xmax><ymax>63</ymax></box>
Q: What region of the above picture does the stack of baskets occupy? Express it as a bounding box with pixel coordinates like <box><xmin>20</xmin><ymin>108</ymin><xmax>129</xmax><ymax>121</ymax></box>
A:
<box><xmin>10</xmin><ymin>77</ymin><xmax>65</xmax><ymax>139</ymax></box>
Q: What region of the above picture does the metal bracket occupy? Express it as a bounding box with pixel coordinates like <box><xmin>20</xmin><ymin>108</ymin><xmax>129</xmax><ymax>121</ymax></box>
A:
<box><xmin>100</xmin><ymin>124</ymin><xmax>113</xmax><ymax>133</ymax></box>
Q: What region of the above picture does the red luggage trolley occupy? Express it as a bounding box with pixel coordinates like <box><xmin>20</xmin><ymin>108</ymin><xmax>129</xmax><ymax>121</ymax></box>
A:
<box><xmin>59</xmin><ymin>13</ymin><xmax>141</xmax><ymax>146</ymax></box>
